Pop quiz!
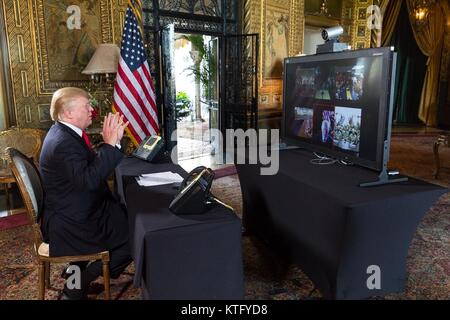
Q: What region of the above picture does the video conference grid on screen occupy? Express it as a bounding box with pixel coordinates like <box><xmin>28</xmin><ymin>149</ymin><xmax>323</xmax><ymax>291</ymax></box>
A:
<box><xmin>284</xmin><ymin>54</ymin><xmax>385</xmax><ymax>163</ymax></box>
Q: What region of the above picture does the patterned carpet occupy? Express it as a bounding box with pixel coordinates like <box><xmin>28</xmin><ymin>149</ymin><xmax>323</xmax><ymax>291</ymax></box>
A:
<box><xmin>0</xmin><ymin>134</ymin><xmax>449</xmax><ymax>300</ymax></box>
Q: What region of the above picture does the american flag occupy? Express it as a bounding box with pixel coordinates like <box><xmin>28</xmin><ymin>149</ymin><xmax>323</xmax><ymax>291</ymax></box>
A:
<box><xmin>112</xmin><ymin>0</ymin><xmax>159</xmax><ymax>145</ymax></box>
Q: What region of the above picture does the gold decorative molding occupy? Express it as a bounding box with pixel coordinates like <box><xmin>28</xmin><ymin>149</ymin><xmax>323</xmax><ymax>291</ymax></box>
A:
<box><xmin>21</xmin><ymin>70</ymin><xmax>29</xmax><ymax>97</ymax></box>
<box><xmin>289</xmin><ymin>0</ymin><xmax>304</xmax><ymax>57</ymax></box>
<box><xmin>351</xmin><ymin>0</ymin><xmax>373</xmax><ymax>49</ymax></box>
<box><xmin>29</xmin><ymin>0</ymin><xmax>113</xmax><ymax>95</ymax></box>
<box><xmin>245</xmin><ymin>0</ymin><xmax>304</xmax><ymax>110</ymax></box>
<box><xmin>119</xmin><ymin>11</ymin><xmax>125</xmax><ymax>34</ymax></box>
<box><xmin>17</xmin><ymin>35</ymin><xmax>25</xmax><ymax>62</ymax></box>
<box><xmin>13</xmin><ymin>0</ymin><xmax>21</xmax><ymax>27</ymax></box>
<box><xmin>1</xmin><ymin>0</ymin><xmax>125</xmax><ymax>128</ymax></box>
<box><xmin>25</xmin><ymin>104</ymin><xmax>31</xmax><ymax>123</ymax></box>
<box><xmin>261</xmin><ymin>0</ymin><xmax>290</xmax><ymax>81</ymax></box>
<box><xmin>250</xmin><ymin>0</ymin><xmax>304</xmax><ymax>92</ymax></box>
<box><xmin>111</xmin><ymin>0</ymin><xmax>128</xmax><ymax>45</ymax></box>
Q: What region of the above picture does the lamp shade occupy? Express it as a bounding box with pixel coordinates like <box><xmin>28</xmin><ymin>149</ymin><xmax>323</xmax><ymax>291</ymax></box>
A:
<box><xmin>82</xmin><ymin>44</ymin><xmax>120</xmax><ymax>74</ymax></box>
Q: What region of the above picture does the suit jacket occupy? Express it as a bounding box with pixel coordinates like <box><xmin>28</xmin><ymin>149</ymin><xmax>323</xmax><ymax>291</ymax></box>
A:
<box><xmin>39</xmin><ymin>122</ymin><xmax>128</xmax><ymax>257</ymax></box>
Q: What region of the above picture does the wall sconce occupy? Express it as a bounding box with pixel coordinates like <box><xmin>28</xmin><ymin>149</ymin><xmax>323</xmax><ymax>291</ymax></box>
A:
<box><xmin>411</xmin><ymin>0</ymin><xmax>435</xmax><ymax>28</ymax></box>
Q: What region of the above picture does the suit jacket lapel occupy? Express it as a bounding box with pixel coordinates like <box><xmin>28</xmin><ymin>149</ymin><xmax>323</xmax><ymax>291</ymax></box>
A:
<box><xmin>56</xmin><ymin>122</ymin><xmax>94</xmax><ymax>154</ymax></box>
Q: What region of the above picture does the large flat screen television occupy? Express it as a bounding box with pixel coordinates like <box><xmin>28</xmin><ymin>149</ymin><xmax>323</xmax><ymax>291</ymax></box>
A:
<box><xmin>281</xmin><ymin>47</ymin><xmax>397</xmax><ymax>172</ymax></box>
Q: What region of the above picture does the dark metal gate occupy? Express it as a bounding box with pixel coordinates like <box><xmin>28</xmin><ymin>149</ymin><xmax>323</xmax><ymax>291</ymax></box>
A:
<box><xmin>142</xmin><ymin>1</ymin><xmax>258</xmax><ymax>152</ymax></box>
<box><xmin>221</xmin><ymin>34</ymin><xmax>259</xmax><ymax>134</ymax></box>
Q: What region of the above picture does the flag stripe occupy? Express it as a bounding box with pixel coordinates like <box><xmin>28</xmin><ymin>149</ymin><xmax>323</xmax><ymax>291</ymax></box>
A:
<box><xmin>113</xmin><ymin>102</ymin><xmax>143</xmax><ymax>143</ymax></box>
<box><xmin>113</xmin><ymin>89</ymin><xmax>147</xmax><ymax>141</ymax></box>
<box><xmin>119</xmin><ymin>60</ymin><xmax>159</xmax><ymax>133</ymax></box>
<box><xmin>140</xmin><ymin>62</ymin><xmax>156</xmax><ymax>97</ymax></box>
<box><xmin>113</xmin><ymin>76</ymin><xmax>151</xmax><ymax>137</ymax></box>
<box><xmin>112</xmin><ymin>3</ymin><xmax>159</xmax><ymax>146</ymax></box>
<box><xmin>137</xmin><ymin>61</ymin><xmax>157</xmax><ymax>108</ymax></box>
<box><xmin>115</xmin><ymin>75</ymin><xmax>156</xmax><ymax>137</ymax></box>
<box><xmin>132</xmin><ymin>65</ymin><xmax>158</xmax><ymax>119</ymax></box>
<box><xmin>112</xmin><ymin>104</ymin><xmax>140</xmax><ymax>147</ymax></box>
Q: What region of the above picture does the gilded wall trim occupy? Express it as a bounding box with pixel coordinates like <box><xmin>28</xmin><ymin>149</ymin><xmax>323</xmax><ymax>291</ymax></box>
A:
<box><xmin>351</xmin><ymin>0</ymin><xmax>373</xmax><ymax>49</ymax></box>
<box><xmin>3</xmin><ymin>0</ymin><xmax>33</xmax><ymax>127</ymax></box>
<box><xmin>29</xmin><ymin>0</ymin><xmax>113</xmax><ymax>95</ymax></box>
<box><xmin>1</xmin><ymin>0</ymin><xmax>126</xmax><ymax>128</ymax></box>
<box><xmin>13</xmin><ymin>0</ymin><xmax>21</xmax><ymax>27</ymax></box>
<box><xmin>25</xmin><ymin>104</ymin><xmax>31</xmax><ymax>123</ymax></box>
<box><xmin>20</xmin><ymin>70</ymin><xmax>29</xmax><ymax>97</ymax></box>
<box><xmin>111</xmin><ymin>0</ymin><xmax>128</xmax><ymax>44</ymax></box>
<box><xmin>17</xmin><ymin>35</ymin><xmax>25</xmax><ymax>62</ymax></box>
<box><xmin>245</xmin><ymin>0</ymin><xmax>304</xmax><ymax>110</ymax></box>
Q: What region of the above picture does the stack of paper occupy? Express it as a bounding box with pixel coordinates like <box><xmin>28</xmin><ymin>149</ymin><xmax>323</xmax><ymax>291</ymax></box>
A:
<box><xmin>136</xmin><ymin>171</ymin><xmax>184</xmax><ymax>187</ymax></box>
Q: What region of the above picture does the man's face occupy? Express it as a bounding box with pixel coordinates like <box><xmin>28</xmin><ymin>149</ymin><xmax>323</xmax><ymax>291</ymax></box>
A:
<box><xmin>65</xmin><ymin>96</ymin><xmax>93</xmax><ymax>130</ymax></box>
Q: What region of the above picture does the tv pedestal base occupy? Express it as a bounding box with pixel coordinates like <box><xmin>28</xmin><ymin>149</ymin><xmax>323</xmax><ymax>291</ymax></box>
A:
<box><xmin>359</xmin><ymin>170</ymin><xmax>408</xmax><ymax>187</ymax></box>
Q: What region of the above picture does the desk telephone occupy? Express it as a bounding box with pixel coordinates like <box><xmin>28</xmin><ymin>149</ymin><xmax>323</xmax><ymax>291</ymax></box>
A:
<box><xmin>132</xmin><ymin>135</ymin><xmax>165</xmax><ymax>162</ymax></box>
<box><xmin>169</xmin><ymin>166</ymin><xmax>233</xmax><ymax>215</ymax></box>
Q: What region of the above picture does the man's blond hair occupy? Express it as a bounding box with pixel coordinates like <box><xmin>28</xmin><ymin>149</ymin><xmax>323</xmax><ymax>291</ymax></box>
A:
<box><xmin>50</xmin><ymin>87</ymin><xmax>88</xmax><ymax>121</ymax></box>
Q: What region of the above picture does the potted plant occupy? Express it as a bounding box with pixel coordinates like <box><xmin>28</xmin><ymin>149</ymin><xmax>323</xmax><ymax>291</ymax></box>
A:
<box><xmin>176</xmin><ymin>91</ymin><xmax>192</xmax><ymax>121</ymax></box>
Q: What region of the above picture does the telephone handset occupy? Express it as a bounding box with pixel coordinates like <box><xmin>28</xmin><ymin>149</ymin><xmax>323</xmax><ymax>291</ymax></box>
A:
<box><xmin>169</xmin><ymin>166</ymin><xmax>215</xmax><ymax>214</ymax></box>
<box><xmin>180</xmin><ymin>166</ymin><xmax>214</xmax><ymax>194</ymax></box>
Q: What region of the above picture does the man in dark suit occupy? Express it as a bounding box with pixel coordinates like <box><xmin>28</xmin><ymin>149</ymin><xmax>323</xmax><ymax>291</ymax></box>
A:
<box><xmin>39</xmin><ymin>87</ymin><xmax>131</xmax><ymax>299</ymax></box>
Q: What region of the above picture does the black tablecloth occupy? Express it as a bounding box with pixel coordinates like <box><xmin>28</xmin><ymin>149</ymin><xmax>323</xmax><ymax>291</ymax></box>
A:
<box><xmin>236</xmin><ymin>148</ymin><xmax>447</xmax><ymax>299</ymax></box>
<box><xmin>116</xmin><ymin>157</ymin><xmax>244</xmax><ymax>299</ymax></box>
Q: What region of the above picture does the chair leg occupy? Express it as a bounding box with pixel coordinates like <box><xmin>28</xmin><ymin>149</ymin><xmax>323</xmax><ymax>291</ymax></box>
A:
<box><xmin>433</xmin><ymin>140</ymin><xmax>441</xmax><ymax>178</ymax></box>
<box><xmin>102</xmin><ymin>261</ymin><xmax>110</xmax><ymax>300</ymax></box>
<box><xmin>44</xmin><ymin>262</ymin><xmax>50</xmax><ymax>288</ymax></box>
<box><xmin>38</xmin><ymin>262</ymin><xmax>45</xmax><ymax>300</ymax></box>
<box><xmin>4</xmin><ymin>183</ymin><xmax>10</xmax><ymax>210</ymax></box>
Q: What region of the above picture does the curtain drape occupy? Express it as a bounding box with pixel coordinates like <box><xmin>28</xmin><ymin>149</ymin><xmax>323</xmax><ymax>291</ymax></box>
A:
<box><xmin>390</xmin><ymin>1</ymin><xmax>427</xmax><ymax>123</ymax></box>
<box><xmin>406</xmin><ymin>0</ymin><xmax>446</xmax><ymax>126</ymax></box>
<box><xmin>372</xmin><ymin>0</ymin><xmax>389</xmax><ymax>47</ymax></box>
<box><xmin>381</xmin><ymin>0</ymin><xmax>403</xmax><ymax>46</ymax></box>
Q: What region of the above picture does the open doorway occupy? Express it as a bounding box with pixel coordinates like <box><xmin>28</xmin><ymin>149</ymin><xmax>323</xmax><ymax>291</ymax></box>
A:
<box><xmin>173</xmin><ymin>33</ymin><xmax>219</xmax><ymax>161</ymax></box>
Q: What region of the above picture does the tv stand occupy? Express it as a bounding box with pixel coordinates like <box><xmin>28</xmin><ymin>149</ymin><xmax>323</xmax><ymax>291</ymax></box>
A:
<box><xmin>278</xmin><ymin>142</ymin><xmax>302</xmax><ymax>151</ymax></box>
<box><xmin>359</xmin><ymin>140</ymin><xmax>408</xmax><ymax>187</ymax></box>
<box><xmin>359</xmin><ymin>168</ymin><xmax>408</xmax><ymax>187</ymax></box>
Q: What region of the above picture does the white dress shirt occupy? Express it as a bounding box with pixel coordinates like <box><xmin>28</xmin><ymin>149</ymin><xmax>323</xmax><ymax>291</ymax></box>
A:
<box><xmin>59</xmin><ymin>121</ymin><xmax>121</xmax><ymax>149</ymax></box>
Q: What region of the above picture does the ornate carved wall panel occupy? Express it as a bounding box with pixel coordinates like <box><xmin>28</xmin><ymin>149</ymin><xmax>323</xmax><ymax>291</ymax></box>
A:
<box><xmin>158</xmin><ymin>0</ymin><xmax>222</xmax><ymax>16</ymax></box>
<box><xmin>351</xmin><ymin>0</ymin><xmax>373</xmax><ymax>49</ymax></box>
<box><xmin>244</xmin><ymin>0</ymin><xmax>304</xmax><ymax>111</ymax></box>
<box><xmin>1</xmin><ymin>0</ymin><xmax>127</xmax><ymax>129</ymax></box>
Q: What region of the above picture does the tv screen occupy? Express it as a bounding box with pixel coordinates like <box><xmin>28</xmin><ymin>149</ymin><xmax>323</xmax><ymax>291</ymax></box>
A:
<box><xmin>281</xmin><ymin>47</ymin><xmax>396</xmax><ymax>171</ymax></box>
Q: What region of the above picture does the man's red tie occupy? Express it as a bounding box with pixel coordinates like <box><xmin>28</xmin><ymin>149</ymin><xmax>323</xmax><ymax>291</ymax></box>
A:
<box><xmin>82</xmin><ymin>131</ymin><xmax>93</xmax><ymax>151</ymax></box>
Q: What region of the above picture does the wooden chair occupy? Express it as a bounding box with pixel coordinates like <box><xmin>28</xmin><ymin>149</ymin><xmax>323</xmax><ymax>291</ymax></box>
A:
<box><xmin>6</xmin><ymin>147</ymin><xmax>111</xmax><ymax>300</ymax></box>
<box><xmin>433</xmin><ymin>133</ymin><xmax>450</xmax><ymax>178</ymax></box>
<box><xmin>0</xmin><ymin>128</ymin><xmax>46</xmax><ymax>209</ymax></box>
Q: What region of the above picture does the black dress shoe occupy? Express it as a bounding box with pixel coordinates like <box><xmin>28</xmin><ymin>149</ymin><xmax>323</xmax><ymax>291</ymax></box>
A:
<box><xmin>62</xmin><ymin>283</ymin><xmax>87</xmax><ymax>300</ymax></box>
<box><xmin>60</xmin><ymin>292</ymin><xmax>76</xmax><ymax>300</ymax></box>
<box><xmin>61</xmin><ymin>265</ymin><xmax>70</xmax><ymax>279</ymax></box>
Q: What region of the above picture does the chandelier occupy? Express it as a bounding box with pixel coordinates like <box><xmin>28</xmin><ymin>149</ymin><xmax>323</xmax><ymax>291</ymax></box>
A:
<box><xmin>411</xmin><ymin>0</ymin><xmax>435</xmax><ymax>28</ymax></box>
<box><xmin>319</xmin><ymin>0</ymin><xmax>331</xmax><ymax>17</ymax></box>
